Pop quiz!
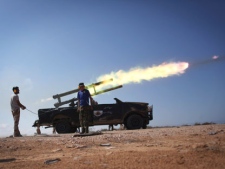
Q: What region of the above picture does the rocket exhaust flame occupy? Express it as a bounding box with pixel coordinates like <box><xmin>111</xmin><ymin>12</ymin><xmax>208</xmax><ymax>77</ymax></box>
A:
<box><xmin>96</xmin><ymin>62</ymin><xmax>189</xmax><ymax>90</ymax></box>
<box><xmin>96</xmin><ymin>55</ymin><xmax>225</xmax><ymax>91</ymax></box>
<box><xmin>41</xmin><ymin>55</ymin><xmax>224</xmax><ymax>104</ymax></box>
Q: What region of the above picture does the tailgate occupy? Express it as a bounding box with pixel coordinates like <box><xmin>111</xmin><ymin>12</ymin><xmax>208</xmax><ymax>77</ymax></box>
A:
<box><xmin>148</xmin><ymin>105</ymin><xmax>153</xmax><ymax>120</ymax></box>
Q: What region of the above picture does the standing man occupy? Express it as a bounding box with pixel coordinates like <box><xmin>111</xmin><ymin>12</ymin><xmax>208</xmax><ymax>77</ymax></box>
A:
<box><xmin>10</xmin><ymin>86</ymin><xmax>26</xmax><ymax>137</ymax></box>
<box><xmin>77</xmin><ymin>83</ymin><xmax>93</xmax><ymax>134</ymax></box>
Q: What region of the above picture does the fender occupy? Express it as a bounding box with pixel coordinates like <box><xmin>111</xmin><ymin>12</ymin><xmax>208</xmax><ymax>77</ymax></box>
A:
<box><xmin>53</xmin><ymin>114</ymin><xmax>70</xmax><ymax>122</ymax></box>
<box><xmin>123</xmin><ymin>111</ymin><xmax>145</xmax><ymax>123</ymax></box>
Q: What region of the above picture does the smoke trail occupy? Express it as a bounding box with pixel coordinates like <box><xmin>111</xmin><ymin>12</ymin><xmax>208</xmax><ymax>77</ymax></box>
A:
<box><xmin>190</xmin><ymin>55</ymin><xmax>225</xmax><ymax>67</ymax></box>
<box><xmin>96</xmin><ymin>62</ymin><xmax>189</xmax><ymax>90</ymax></box>
<box><xmin>41</xmin><ymin>97</ymin><xmax>53</xmax><ymax>103</ymax></box>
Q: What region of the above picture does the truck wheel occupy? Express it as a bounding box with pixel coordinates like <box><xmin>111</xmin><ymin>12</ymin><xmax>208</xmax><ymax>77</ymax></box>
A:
<box><xmin>55</xmin><ymin>120</ymin><xmax>71</xmax><ymax>134</ymax></box>
<box><xmin>126</xmin><ymin>114</ymin><xmax>143</xmax><ymax>130</ymax></box>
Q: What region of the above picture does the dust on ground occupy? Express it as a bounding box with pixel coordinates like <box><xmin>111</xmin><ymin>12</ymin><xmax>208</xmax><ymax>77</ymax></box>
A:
<box><xmin>0</xmin><ymin>124</ymin><xmax>224</xmax><ymax>169</ymax></box>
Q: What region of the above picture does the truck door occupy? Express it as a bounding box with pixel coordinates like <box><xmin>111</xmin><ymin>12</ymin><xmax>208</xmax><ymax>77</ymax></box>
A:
<box><xmin>92</xmin><ymin>104</ymin><xmax>122</xmax><ymax>125</ymax></box>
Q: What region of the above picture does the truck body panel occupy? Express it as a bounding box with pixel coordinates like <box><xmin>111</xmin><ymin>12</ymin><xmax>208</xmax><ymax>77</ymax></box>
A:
<box><xmin>33</xmin><ymin>98</ymin><xmax>153</xmax><ymax>133</ymax></box>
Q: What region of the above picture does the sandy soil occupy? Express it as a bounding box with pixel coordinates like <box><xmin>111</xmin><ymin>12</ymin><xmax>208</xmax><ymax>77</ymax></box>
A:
<box><xmin>0</xmin><ymin>124</ymin><xmax>224</xmax><ymax>169</ymax></box>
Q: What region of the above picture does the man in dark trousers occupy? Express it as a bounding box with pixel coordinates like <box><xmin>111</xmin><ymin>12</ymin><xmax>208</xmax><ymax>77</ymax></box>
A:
<box><xmin>10</xmin><ymin>86</ymin><xmax>26</xmax><ymax>137</ymax></box>
<box><xmin>77</xmin><ymin>83</ymin><xmax>93</xmax><ymax>134</ymax></box>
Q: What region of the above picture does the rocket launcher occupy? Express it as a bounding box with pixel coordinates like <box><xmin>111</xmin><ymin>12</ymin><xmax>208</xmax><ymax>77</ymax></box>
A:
<box><xmin>53</xmin><ymin>78</ymin><xmax>122</xmax><ymax>108</ymax></box>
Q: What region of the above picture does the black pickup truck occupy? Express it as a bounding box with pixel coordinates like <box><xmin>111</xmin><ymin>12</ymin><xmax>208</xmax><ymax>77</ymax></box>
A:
<box><xmin>33</xmin><ymin>98</ymin><xmax>153</xmax><ymax>133</ymax></box>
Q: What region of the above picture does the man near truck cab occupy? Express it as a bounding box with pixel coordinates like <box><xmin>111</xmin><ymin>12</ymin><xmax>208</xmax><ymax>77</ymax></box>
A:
<box><xmin>77</xmin><ymin>83</ymin><xmax>93</xmax><ymax>134</ymax></box>
<box><xmin>10</xmin><ymin>86</ymin><xmax>26</xmax><ymax>137</ymax></box>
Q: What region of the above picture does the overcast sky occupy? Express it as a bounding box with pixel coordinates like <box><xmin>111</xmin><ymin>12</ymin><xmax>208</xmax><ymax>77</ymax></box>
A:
<box><xmin>1</xmin><ymin>0</ymin><xmax>225</xmax><ymax>136</ymax></box>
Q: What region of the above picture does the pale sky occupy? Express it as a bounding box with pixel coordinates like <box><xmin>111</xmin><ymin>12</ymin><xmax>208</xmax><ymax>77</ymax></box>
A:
<box><xmin>1</xmin><ymin>0</ymin><xmax>225</xmax><ymax>136</ymax></box>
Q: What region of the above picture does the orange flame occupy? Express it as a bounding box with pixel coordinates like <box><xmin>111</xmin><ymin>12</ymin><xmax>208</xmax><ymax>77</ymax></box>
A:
<box><xmin>95</xmin><ymin>62</ymin><xmax>189</xmax><ymax>90</ymax></box>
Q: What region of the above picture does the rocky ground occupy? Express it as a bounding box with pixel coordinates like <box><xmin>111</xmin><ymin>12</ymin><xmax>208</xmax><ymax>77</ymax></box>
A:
<box><xmin>0</xmin><ymin>124</ymin><xmax>224</xmax><ymax>169</ymax></box>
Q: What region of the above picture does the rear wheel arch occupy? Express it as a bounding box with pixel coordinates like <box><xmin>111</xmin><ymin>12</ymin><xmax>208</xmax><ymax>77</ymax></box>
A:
<box><xmin>124</xmin><ymin>112</ymin><xmax>144</xmax><ymax>130</ymax></box>
<box><xmin>123</xmin><ymin>112</ymin><xmax>143</xmax><ymax>123</ymax></box>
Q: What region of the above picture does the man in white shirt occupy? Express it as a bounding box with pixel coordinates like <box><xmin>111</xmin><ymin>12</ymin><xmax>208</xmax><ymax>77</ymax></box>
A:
<box><xmin>10</xmin><ymin>86</ymin><xmax>26</xmax><ymax>137</ymax></box>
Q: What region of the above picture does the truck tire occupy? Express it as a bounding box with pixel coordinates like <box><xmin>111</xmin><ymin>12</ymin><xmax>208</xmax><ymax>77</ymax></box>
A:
<box><xmin>55</xmin><ymin>120</ymin><xmax>71</xmax><ymax>134</ymax></box>
<box><xmin>126</xmin><ymin>114</ymin><xmax>143</xmax><ymax>130</ymax></box>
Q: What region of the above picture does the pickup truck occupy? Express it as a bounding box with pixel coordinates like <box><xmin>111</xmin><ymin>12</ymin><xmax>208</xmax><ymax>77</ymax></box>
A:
<box><xmin>33</xmin><ymin>98</ymin><xmax>153</xmax><ymax>134</ymax></box>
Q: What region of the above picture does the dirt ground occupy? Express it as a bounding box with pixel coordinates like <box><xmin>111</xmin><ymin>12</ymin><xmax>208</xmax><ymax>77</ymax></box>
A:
<box><xmin>0</xmin><ymin>124</ymin><xmax>224</xmax><ymax>169</ymax></box>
